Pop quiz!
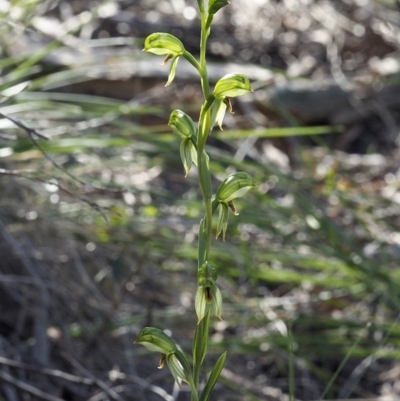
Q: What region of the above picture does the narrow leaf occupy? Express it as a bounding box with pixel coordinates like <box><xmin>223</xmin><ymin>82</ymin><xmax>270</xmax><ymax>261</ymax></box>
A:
<box><xmin>199</xmin><ymin>352</ymin><xmax>227</xmax><ymax>401</ymax></box>
<box><xmin>198</xmin><ymin>219</ymin><xmax>207</xmax><ymax>267</ymax></box>
<box><xmin>193</xmin><ymin>311</ymin><xmax>210</xmax><ymax>367</ymax></box>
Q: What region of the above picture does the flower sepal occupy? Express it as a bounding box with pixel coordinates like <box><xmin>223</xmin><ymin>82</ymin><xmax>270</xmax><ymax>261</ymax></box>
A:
<box><xmin>213</xmin><ymin>73</ymin><xmax>252</xmax><ymax>98</ymax></box>
<box><xmin>216</xmin><ymin>172</ymin><xmax>255</xmax><ymax>203</ymax></box>
<box><xmin>169</xmin><ymin>110</ymin><xmax>197</xmax><ymax>139</ymax></box>
<box><xmin>143</xmin><ymin>33</ymin><xmax>185</xmax><ymax>56</ymax></box>
<box><xmin>213</xmin><ymin>172</ymin><xmax>256</xmax><ymax>239</ymax></box>
<box><xmin>135</xmin><ymin>327</ymin><xmax>177</xmax><ymax>354</ymax></box>
<box><xmin>195</xmin><ymin>262</ymin><xmax>222</xmax><ymax>323</ymax></box>
<box><xmin>135</xmin><ymin>327</ymin><xmax>192</xmax><ymax>386</ymax></box>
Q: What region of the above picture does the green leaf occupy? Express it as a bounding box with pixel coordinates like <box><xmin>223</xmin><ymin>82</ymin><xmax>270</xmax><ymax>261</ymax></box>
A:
<box><xmin>193</xmin><ymin>311</ymin><xmax>210</xmax><ymax>367</ymax></box>
<box><xmin>215</xmin><ymin>125</ymin><xmax>344</xmax><ymax>139</ymax></box>
<box><xmin>209</xmin><ymin>0</ymin><xmax>230</xmax><ymax>15</ymax></box>
<box><xmin>199</xmin><ymin>352</ymin><xmax>227</xmax><ymax>401</ymax></box>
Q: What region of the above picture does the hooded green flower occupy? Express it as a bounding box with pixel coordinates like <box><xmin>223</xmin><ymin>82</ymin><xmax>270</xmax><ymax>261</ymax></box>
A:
<box><xmin>135</xmin><ymin>327</ymin><xmax>191</xmax><ymax>386</ymax></box>
<box><xmin>210</xmin><ymin>73</ymin><xmax>252</xmax><ymax>129</ymax></box>
<box><xmin>213</xmin><ymin>172</ymin><xmax>256</xmax><ymax>239</ymax></box>
<box><xmin>143</xmin><ymin>33</ymin><xmax>186</xmax><ymax>86</ymax></box>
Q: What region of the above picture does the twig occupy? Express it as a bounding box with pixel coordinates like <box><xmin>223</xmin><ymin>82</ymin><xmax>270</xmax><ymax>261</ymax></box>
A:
<box><xmin>0</xmin><ymin>356</ymin><xmax>94</xmax><ymax>385</ymax></box>
<box><xmin>0</xmin><ymin>167</ymin><xmax>109</xmax><ymax>218</ymax></box>
<box><xmin>0</xmin><ymin>370</ymin><xmax>65</xmax><ymax>401</ymax></box>
<box><xmin>0</xmin><ymin>110</ymin><xmax>124</xmax><ymax>196</ymax></box>
<box><xmin>61</xmin><ymin>352</ymin><xmax>124</xmax><ymax>401</ymax></box>
<box><xmin>106</xmin><ymin>370</ymin><xmax>174</xmax><ymax>401</ymax></box>
<box><xmin>0</xmin><ymin>111</ymin><xmax>49</xmax><ymax>139</ymax></box>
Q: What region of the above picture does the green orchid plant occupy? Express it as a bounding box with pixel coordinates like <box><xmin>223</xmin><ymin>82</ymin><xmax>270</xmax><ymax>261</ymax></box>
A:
<box><xmin>136</xmin><ymin>1</ymin><xmax>255</xmax><ymax>399</ymax></box>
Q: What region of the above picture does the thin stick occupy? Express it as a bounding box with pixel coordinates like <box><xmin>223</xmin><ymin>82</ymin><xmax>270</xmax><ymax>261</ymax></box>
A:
<box><xmin>0</xmin><ymin>167</ymin><xmax>109</xmax><ymax>219</ymax></box>
<box><xmin>0</xmin><ymin>356</ymin><xmax>94</xmax><ymax>385</ymax></box>
<box><xmin>61</xmin><ymin>352</ymin><xmax>124</xmax><ymax>401</ymax></box>
<box><xmin>0</xmin><ymin>111</ymin><xmax>124</xmax><ymax>196</ymax></box>
<box><xmin>0</xmin><ymin>111</ymin><xmax>49</xmax><ymax>139</ymax></box>
<box><xmin>0</xmin><ymin>370</ymin><xmax>65</xmax><ymax>401</ymax></box>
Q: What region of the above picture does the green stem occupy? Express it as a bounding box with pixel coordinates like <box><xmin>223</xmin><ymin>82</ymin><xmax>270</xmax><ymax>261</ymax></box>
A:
<box><xmin>192</xmin><ymin>4</ymin><xmax>213</xmax><ymax>400</ymax></box>
<box><xmin>190</xmin><ymin>379</ymin><xmax>199</xmax><ymax>401</ymax></box>
<box><xmin>197</xmin><ymin>115</ymin><xmax>212</xmax><ymax>263</ymax></box>
<box><xmin>199</xmin><ymin>15</ymin><xmax>210</xmax><ymax>98</ymax></box>
<box><xmin>184</xmin><ymin>51</ymin><xmax>202</xmax><ymax>75</ymax></box>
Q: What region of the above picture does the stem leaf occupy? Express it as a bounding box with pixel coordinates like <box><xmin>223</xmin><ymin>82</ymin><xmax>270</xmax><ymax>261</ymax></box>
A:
<box><xmin>193</xmin><ymin>311</ymin><xmax>210</xmax><ymax>367</ymax></box>
<box><xmin>199</xmin><ymin>352</ymin><xmax>227</xmax><ymax>401</ymax></box>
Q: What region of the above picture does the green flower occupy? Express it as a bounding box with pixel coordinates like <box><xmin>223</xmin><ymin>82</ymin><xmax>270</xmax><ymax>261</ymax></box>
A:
<box><xmin>143</xmin><ymin>33</ymin><xmax>185</xmax><ymax>56</ymax></box>
<box><xmin>166</xmin><ymin>353</ymin><xmax>189</xmax><ymax>385</ymax></box>
<box><xmin>143</xmin><ymin>33</ymin><xmax>186</xmax><ymax>86</ymax></box>
<box><xmin>209</xmin><ymin>73</ymin><xmax>252</xmax><ymax>129</ymax></box>
<box><xmin>213</xmin><ymin>73</ymin><xmax>252</xmax><ymax>98</ymax></box>
<box><xmin>135</xmin><ymin>327</ymin><xmax>177</xmax><ymax>354</ymax></box>
<box><xmin>195</xmin><ymin>263</ymin><xmax>222</xmax><ymax>323</ymax></box>
<box><xmin>169</xmin><ymin>110</ymin><xmax>197</xmax><ymax>176</ymax></box>
<box><xmin>213</xmin><ymin>172</ymin><xmax>255</xmax><ymax>240</ymax></box>
<box><xmin>216</xmin><ymin>172</ymin><xmax>255</xmax><ymax>203</ymax></box>
<box><xmin>180</xmin><ymin>138</ymin><xmax>197</xmax><ymax>177</ymax></box>
<box><xmin>135</xmin><ymin>327</ymin><xmax>191</xmax><ymax>386</ymax></box>
<box><xmin>169</xmin><ymin>110</ymin><xmax>197</xmax><ymax>139</ymax></box>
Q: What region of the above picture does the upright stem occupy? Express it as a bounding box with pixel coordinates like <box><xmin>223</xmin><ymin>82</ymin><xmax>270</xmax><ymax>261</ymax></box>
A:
<box><xmin>197</xmin><ymin>9</ymin><xmax>212</xmax><ymax>263</ymax></box>
<box><xmin>192</xmin><ymin>6</ymin><xmax>213</xmax><ymax>399</ymax></box>
<box><xmin>199</xmin><ymin>11</ymin><xmax>210</xmax><ymax>98</ymax></box>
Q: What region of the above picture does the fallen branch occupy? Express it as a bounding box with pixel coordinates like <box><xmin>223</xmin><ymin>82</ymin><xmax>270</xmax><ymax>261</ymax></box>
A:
<box><xmin>0</xmin><ymin>356</ymin><xmax>94</xmax><ymax>385</ymax></box>
<box><xmin>0</xmin><ymin>370</ymin><xmax>64</xmax><ymax>401</ymax></box>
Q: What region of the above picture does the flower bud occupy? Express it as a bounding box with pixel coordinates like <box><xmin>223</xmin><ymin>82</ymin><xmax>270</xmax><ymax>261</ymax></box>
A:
<box><xmin>213</xmin><ymin>172</ymin><xmax>255</xmax><ymax>239</ymax></box>
<box><xmin>143</xmin><ymin>33</ymin><xmax>185</xmax><ymax>56</ymax></box>
<box><xmin>213</xmin><ymin>73</ymin><xmax>253</xmax><ymax>98</ymax></box>
<box><xmin>135</xmin><ymin>327</ymin><xmax>177</xmax><ymax>354</ymax></box>
<box><xmin>169</xmin><ymin>110</ymin><xmax>197</xmax><ymax>139</ymax></box>
<box><xmin>216</xmin><ymin>172</ymin><xmax>255</xmax><ymax>203</ymax></box>
<box><xmin>209</xmin><ymin>0</ymin><xmax>230</xmax><ymax>15</ymax></box>
<box><xmin>197</xmin><ymin>262</ymin><xmax>218</xmax><ymax>286</ymax></box>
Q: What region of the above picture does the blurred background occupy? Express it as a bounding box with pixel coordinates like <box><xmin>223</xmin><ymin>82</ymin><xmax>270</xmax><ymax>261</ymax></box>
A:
<box><xmin>1</xmin><ymin>0</ymin><xmax>400</xmax><ymax>400</ymax></box>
